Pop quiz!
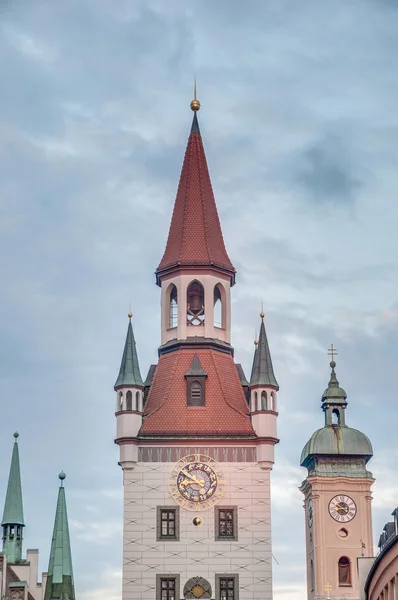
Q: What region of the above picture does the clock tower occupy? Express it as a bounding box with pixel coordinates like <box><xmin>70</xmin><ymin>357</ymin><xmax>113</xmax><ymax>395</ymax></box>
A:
<box><xmin>115</xmin><ymin>96</ymin><xmax>279</xmax><ymax>600</ymax></box>
<box><xmin>300</xmin><ymin>355</ymin><xmax>374</xmax><ymax>600</ymax></box>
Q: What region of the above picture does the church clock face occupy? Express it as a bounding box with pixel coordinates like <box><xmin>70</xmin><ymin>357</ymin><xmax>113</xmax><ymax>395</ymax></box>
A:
<box><xmin>169</xmin><ymin>453</ymin><xmax>226</xmax><ymax>511</ymax></box>
<box><xmin>328</xmin><ymin>495</ymin><xmax>357</xmax><ymax>522</ymax></box>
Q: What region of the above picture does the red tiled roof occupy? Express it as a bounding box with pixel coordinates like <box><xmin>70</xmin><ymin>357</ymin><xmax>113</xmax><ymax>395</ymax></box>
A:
<box><xmin>156</xmin><ymin>113</ymin><xmax>235</xmax><ymax>279</ymax></box>
<box><xmin>139</xmin><ymin>348</ymin><xmax>255</xmax><ymax>437</ymax></box>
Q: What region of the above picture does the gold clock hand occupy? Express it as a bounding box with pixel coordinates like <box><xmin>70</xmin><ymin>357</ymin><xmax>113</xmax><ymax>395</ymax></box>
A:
<box><xmin>333</xmin><ymin>501</ymin><xmax>348</xmax><ymax>513</ymax></box>
<box><xmin>180</xmin><ymin>470</ymin><xmax>205</xmax><ymax>487</ymax></box>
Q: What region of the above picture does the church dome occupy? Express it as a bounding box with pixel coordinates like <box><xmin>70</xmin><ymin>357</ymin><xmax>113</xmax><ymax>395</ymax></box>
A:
<box><xmin>300</xmin><ymin>425</ymin><xmax>373</xmax><ymax>467</ymax></box>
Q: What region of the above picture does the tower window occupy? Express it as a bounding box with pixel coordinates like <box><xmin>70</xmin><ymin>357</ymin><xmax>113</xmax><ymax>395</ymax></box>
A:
<box><xmin>332</xmin><ymin>409</ymin><xmax>340</xmax><ymax>425</ymax></box>
<box><xmin>254</xmin><ymin>391</ymin><xmax>258</xmax><ymax>411</ymax></box>
<box><xmin>215</xmin><ymin>507</ymin><xmax>238</xmax><ymax>541</ymax></box>
<box><xmin>310</xmin><ymin>560</ymin><xmax>314</xmax><ymax>591</ymax></box>
<box><xmin>119</xmin><ymin>391</ymin><xmax>123</xmax><ymax>410</ymax></box>
<box><xmin>126</xmin><ymin>391</ymin><xmax>132</xmax><ymax>411</ymax></box>
<box><xmin>187</xmin><ymin>281</ymin><xmax>205</xmax><ymax>326</ymax></box>
<box><xmin>214</xmin><ymin>284</ymin><xmax>223</xmax><ymax>328</ymax></box>
<box><xmin>338</xmin><ymin>556</ymin><xmax>352</xmax><ymax>586</ymax></box>
<box><xmin>216</xmin><ymin>575</ymin><xmax>239</xmax><ymax>600</ymax></box>
<box><xmin>188</xmin><ymin>380</ymin><xmax>204</xmax><ymax>406</ymax></box>
<box><xmin>160</xmin><ymin>577</ymin><xmax>176</xmax><ymax>600</ymax></box>
<box><xmin>136</xmin><ymin>391</ymin><xmax>140</xmax><ymax>411</ymax></box>
<box><xmin>261</xmin><ymin>391</ymin><xmax>267</xmax><ymax>410</ymax></box>
<box><xmin>156</xmin><ymin>575</ymin><xmax>179</xmax><ymax>600</ymax></box>
<box><xmin>156</xmin><ymin>507</ymin><xmax>179</xmax><ymax>541</ymax></box>
<box><xmin>169</xmin><ymin>285</ymin><xmax>178</xmax><ymax>329</ymax></box>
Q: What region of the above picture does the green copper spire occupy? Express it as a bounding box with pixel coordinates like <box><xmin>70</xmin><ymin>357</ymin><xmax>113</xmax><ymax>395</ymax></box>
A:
<box><xmin>300</xmin><ymin>350</ymin><xmax>373</xmax><ymax>475</ymax></box>
<box><xmin>114</xmin><ymin>313</ymin><xmax>144</xmax><ymax>389</ymax></box>
<box><xmin>250</xmin><ymin>314</ymin><xmax>279</xmax><ymax>388</ymax></box>
<box><xmin>2</xmin><ymin>433</ymin><xmax>24</xmax><ymax>563</ymax></box>
<box><xmin>44</xmin><ymin>472</ymin><xmax>75</xmax><ymax>600</ymax></box>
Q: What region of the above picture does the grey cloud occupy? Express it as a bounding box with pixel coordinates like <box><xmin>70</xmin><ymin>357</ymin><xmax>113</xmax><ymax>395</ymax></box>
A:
<box><xmin>293</xmin><ymin>134</ymin><xmax>361</xmax><ymax>205</ymax></box>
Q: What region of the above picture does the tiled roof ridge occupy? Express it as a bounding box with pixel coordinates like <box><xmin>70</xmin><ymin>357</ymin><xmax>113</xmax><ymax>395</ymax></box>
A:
<box><xmin>143</xmin><ymin>351</ymin><xmax>179</xmax><ymax>420</ymax></box>
<box><xmin>212</xmin><ymin>352</ymin><xmax>250</xmax><ymax>419</ymax></box>
<box><xmin>197</xmin><ymin>135</ymin><xmax>211</xmax><ymax>263</ymax></box>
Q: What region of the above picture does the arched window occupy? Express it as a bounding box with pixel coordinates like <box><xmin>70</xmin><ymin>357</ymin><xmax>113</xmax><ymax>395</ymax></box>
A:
<box><xmin>126</xmin><ymin>391</ymin><xmax>132</xmax><ymax>411</ymax></box>
<box><xmin>136</xmin><ymin>391</ymin><xmax>140</xmax><ymax>411</ymax></box>
<box><xmin>310</xmin><ymin>560</ymin><xmax>314</xmax><ymax>592</ymax></box>
<box><xmin>188</xmin><ymin>380</ymin><xmax>205</xmax><ymax>406</ymax></box>
<box><xmin>214</xmin><ymin>285</ymin><xmax>222</xmax><ymax>328</ymax></box>
<box><xmin>254</xmin><ymin>391</ymin><xmax>258</xmax><ymax>412</ymax></box>
<box><xmin>187</xmin><ymin>281</ymin><xmax>205</xmax><ymax>326</ymax></box>
<box><xmin>338</xmin><ymin>557</ymin><xmax>352</xmax><ymax>586</ymax></box>
<box><xmin>169</xmin><ymin>285</ymin><xmax>178</xmax><ymax>328</ymax></box>
<box><xmin>271</xmin><ymin>391</ymin><xmax>277</xmax><ymax>411</ymax></box>
<box><xmin>332</xmin><ymin>409</ymin><xmax>340</xmax><ymax>425</ymax></box>
<box><xmin>119</xmin><ymin>392</ymin><xmax>123</xmax><ymax>410</ymax></box>
<box><xmin>261</xmin><ymin>391</ymin><xmax>267</xmax><ymax>410</ymax></box>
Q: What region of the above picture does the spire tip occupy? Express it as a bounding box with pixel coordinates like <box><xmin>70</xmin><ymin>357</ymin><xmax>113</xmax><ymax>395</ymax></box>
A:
<box><xmin>13</xmin><ymin>431</ymin><xmax>19</xmax><ymax>439</ymax></box>
<box><xmin>190</xmin><ymin>75</ymin><xmax>200</xmax><ymax>111</ymax></box>
<box><xmin>59</xmin><ymin>471</ymin><xmax>66</xmax><ymax>484</ymax></box>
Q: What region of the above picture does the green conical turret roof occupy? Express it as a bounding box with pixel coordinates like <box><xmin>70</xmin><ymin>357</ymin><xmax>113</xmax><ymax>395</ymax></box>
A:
<box><xmin>44</xmin><ymin>473</ymin><xmax>75</xmax><ymax>600</ymax></box>
<box><xmin>2</xmin><ymin>433</ymin><xmax>24</xmax><ymax>527</ymax></box>
<box><xmin>250</xmin><ymin>315</ymin><xmax>279</xmax><ymax>389</ymax></box>
<box><xmin>114</xmin><ymin>314</ymin><xmax>144</xmax><ymax>389</ymax></box>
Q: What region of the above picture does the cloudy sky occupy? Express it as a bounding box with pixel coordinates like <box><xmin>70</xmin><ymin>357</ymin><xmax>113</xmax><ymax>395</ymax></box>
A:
<box><xmin>1</xmin><ymin>0</ymin><xmax>398</xmax><ymax>598</ymax></box>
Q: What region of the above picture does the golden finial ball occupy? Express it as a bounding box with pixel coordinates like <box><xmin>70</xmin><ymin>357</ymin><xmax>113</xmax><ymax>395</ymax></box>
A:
<box><xmin>128</xmin><ymin>312</ymin><xmax>133</xmax><ymax>318</ymax></box>
<box><xmin>254</xmin><ymin>339</ymin><xmax>259</xmax><ymax>346</ymax></box>
<box><xmin>260</xmin><ymin>311</ymin><xmax>265</xmax><ymax>318</ymax></box>
<box><xmin>190</xmin><ymin>98</ymin><xmax>201</xmax><ymax>112</ymax></box>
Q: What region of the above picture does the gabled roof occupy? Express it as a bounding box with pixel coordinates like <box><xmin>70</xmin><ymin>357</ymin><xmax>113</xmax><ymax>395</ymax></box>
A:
<box><xmin>250</xmin><ymin>316</ymin><xmax>279</xmax><ymax>389</ymax></box>
<box><xmin>44</xmin><ymin>473</ymin><xmax>75</xmax><ymax>600</ymax></box>
<box><xmin>156</xmin><ymin>110</ymin><xmax>235</xmax><ymax>282</ymax></box>
<box><xmin>114</xmin><ymin>315</ymin><xmax>144</xmax><ymax>389</ymax></box>
<box><xmin>2</xmin><ymin>433</ymin><xmax>24</xmax><ymax>527</ymax></box>
<box><xmin>139</xmin><ymin>348</ymin><xmax>255</xmax><ymax>437</ymax></box>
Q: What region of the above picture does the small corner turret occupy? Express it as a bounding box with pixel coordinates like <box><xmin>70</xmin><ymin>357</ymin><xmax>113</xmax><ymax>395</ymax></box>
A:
<box><xmin>249</xmin><ymin>312</ymin><xmax>279</xmax><ymax>469</ymax></box>
<box><xmin>115</xmin><ymin>313</ymin><xmax>144</xmax><ymax>468</ymax></box>
<box><xmin>2</xmin><ymin>432</ymin><xmax>24</xmax><ymax>563</ymax></box>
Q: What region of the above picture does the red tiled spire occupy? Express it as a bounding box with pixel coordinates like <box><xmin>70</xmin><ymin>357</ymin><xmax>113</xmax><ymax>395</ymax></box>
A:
<box><xmin>156</xmin><ymin>111</ymin><xmax>236</xmax><ymax>284</ymax></box>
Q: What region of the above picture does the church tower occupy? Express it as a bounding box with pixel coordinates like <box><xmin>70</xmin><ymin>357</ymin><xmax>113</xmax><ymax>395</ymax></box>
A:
<box><xmin>115</xmin><ymin>96</ymin><xmax>279</xmax><ymax>600</ymax></box>
<box><xmin>300</xmin><ymin>352</ymin><xmax>374</xmax><ymax>600</ymax></box>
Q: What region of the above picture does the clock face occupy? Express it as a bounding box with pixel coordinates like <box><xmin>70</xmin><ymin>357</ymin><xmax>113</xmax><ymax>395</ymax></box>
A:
<box><xmin>169</xmin><ymin>453</ymin><xmax>226</xmax><ymax>511</ymax></box>
<box><xmin>307</xmin><ymin>498</ymin><xmax>313</xmax><ymax>528</ymax></box>
<box><xmin>328</xmin><ymin>495</ymin><xmax>357</xmax><ymax>523</ymax></box>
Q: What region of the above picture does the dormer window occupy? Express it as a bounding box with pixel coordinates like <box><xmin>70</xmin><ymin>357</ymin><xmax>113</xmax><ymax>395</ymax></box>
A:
<box><xmin>185</xmin><ymin>354</ymin><xmax>207</xmax><ymax>407</ymax></box>
<box><xmin>188</xmin><ymin>380</ymin><xmax>204</xmax><ymax>406</ymax></box>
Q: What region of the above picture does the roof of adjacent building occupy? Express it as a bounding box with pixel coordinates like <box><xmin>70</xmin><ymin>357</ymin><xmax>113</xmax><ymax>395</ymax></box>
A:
<box><xmin>235</xmin><ymin>363</ymin><xmax>249</xmax><ymax>388</ymax></box>
<box><xmin>44</xmin><ymin>473</ymin><xmax>75</xmax><ymax>600</ymax></box>
<box><xmin>250</xmin><ymin>316</ymin><xmax>279</xmax><ymax>388</ymax></box>
<box><xmin>139</xmin><ymin>348</ymin><xmax>255</xmax><ymax>437</ymax></box>
<box><xmin>2</xmin><ymin>433</ymin><xmax>24</xmax><ymax>527</ymax></box>
<box><xmin>156</xmin><ymin>111</ymin><xmax>235</xmax><ymax>281</ymax></box>
<box><xmin>114</xmin><ymin>316</ymin><xmax>144</xmax><ymax>389</ymax></box>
